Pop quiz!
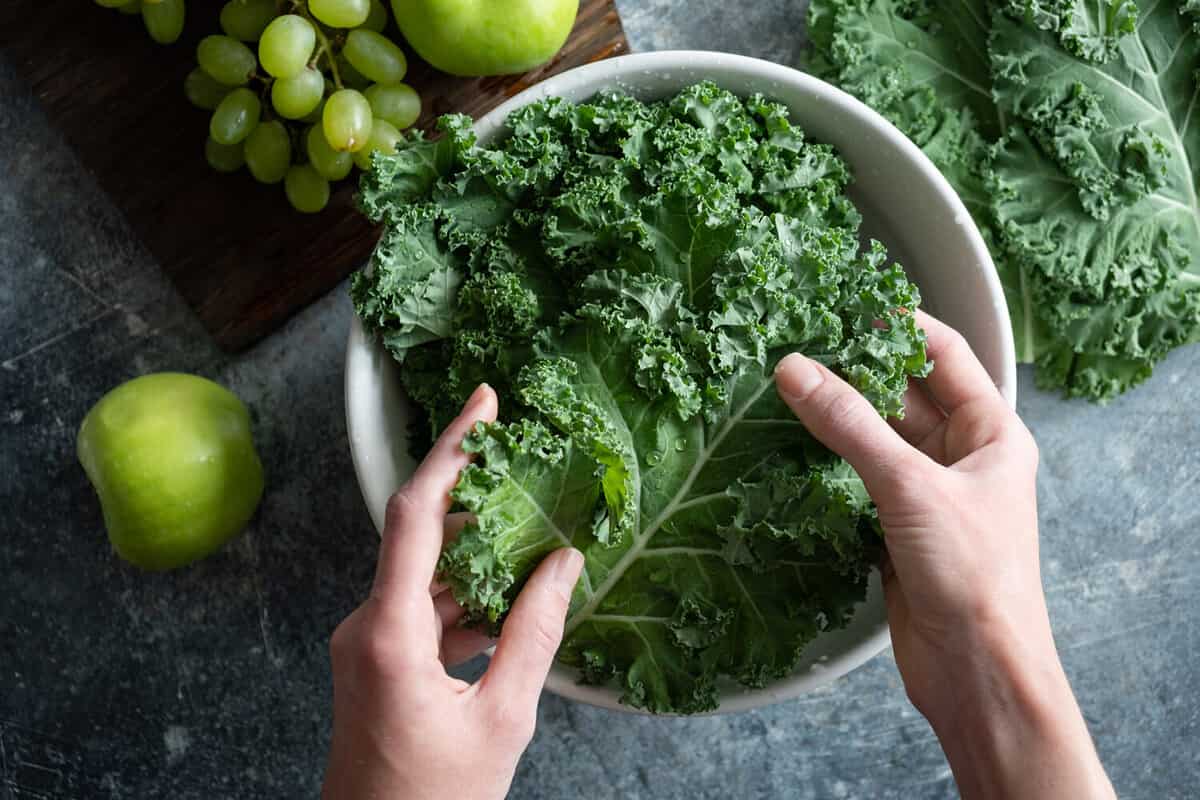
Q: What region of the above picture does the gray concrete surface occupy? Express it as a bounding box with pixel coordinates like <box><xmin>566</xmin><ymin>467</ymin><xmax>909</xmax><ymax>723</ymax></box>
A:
<box><xmin>2</xmin><ymin>2</ymin><xmax>1197</xmax><ymax>798</ymax></box>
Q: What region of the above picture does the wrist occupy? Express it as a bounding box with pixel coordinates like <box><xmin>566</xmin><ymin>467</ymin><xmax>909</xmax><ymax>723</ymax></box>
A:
<box><xmin>923</xmin><ymin>622</ymin><xmax>1113</xmax><ymax>799</ymax></box>
<box><xmin>924</xmin><ymin>610</ymin><xmax>1062</xmax><ymax>729</ymax></box>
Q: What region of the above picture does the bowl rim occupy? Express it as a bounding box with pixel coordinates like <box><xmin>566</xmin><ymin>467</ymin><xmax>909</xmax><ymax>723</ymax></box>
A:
<box><xmin>346</xmin><ymin>49</ymin><xmax>1016</xmax><ymax>715</ymax></box>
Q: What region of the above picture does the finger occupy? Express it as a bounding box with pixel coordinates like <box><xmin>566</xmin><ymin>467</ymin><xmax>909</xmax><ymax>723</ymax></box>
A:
<box><xmin>441</xmin><ymin>627</ymin><xmax>495</xmax><ymax>668</ymax></box>
<box><xmin>408</xmin><ymin>384</ymin><xmax>499</xmax><ymax>506</ymax></box>
<box><xmin>372</xmin><ymin>384</ymin><xmax>498</xmax><ymax>606</ymax></box>
<box><xmin>915</xmin><ymin>311</ymin><xmax>1004</xmax><ymax>413</ymax></box>
<box><xmin>430</xmin><ymin>513</ymin><xmax>473</xmax><ymax>596</ymax></box>
<box><xmin>434</xmin><ymin>589</ymin><xmax>466</xmax><ymax>630</ymax></box>
<box><xmin>481</xmin><ymin>548</ymin><xmax>584</xmax><ymax>708</ymax></box>
<box><xmin>889</xmin><ymin>377</ymin><xmax>945</xmax><ymax>447</ymax></box>
<box><xmin>775</xmin><ymin>353</ymin><xmax>930</xmax><ymax>495</ymax></box>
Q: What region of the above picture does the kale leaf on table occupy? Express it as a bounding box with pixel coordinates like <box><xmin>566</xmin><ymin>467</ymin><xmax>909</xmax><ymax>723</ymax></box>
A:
<box><xmin>809</xmin><ymin>0</ymin><xmax>1200</xmax><ymax>402</ymax></box>
<box><xmin>351</xmin><ymin>83</ymin><xmax>929</xmax><ymax>713</ymax></box>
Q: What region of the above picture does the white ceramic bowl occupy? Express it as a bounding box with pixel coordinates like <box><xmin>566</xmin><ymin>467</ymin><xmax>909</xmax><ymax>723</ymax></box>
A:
<box><xmin>346</xmin><ymin>51</ymin><xmax>1016</xmax><ymax>714</ymax></box>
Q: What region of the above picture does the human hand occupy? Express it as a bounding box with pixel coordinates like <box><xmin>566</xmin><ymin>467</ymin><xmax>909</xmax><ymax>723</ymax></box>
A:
<box><xmin>781</xmin><ymin>311</ymin><xmax>1043</xmax><ymax>716</ymax></box>
<box><xmin>775</xmin><ymin>312</ymin><xmax>1114</xmax><ymax>800</ymax></box>
<box><xmin>322</xmin><ymin>384</ymin><xmax>584</xmax><ymax>800</ymax></box>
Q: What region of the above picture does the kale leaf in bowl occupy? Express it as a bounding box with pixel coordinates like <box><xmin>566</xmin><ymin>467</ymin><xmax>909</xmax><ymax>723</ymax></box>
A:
<box><xmin>350</xmin><ymin>82</ymin><xmax>930</xmax><ymax>714</ymax></box>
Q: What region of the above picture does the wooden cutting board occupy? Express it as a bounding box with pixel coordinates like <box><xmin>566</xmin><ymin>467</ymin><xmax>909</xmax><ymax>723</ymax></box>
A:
<box><xmin>0</xmin><ymin>1</ymin><xmax>627</xmax><ymax>351</ymax></box>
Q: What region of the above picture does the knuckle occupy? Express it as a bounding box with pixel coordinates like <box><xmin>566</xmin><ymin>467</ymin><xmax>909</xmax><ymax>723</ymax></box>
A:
<box><xmin>354</xmin><ymin>624</ymin><xmax>404</xmax><ymax>674</ymax></box>
<box><xmin>486</xmin><ymin>701</ymin><xmax>536</xmax><ymax>744</ymax></box>
<box><xmin>528</xmin><ymin>612</ymin><xmax>565</xmax><ymax>656</ymax></box>
<box><xmin>999</xmin><ymin>418</ymin><xmax>1039</xmax><ymax>466</ymax></box>
<box><xmin>881</xmin><ymin>460</ymin><xmax>936</xmax><ymax>509</ymax></box>
<box><xmin>939</xmin><ymin>327</ymin><xmax>971</xmax><ymax>361</ymax></box>
<box><xmin>385</xmin><ymin>486</ymin><xmax>420</xmax><ymax>526</ymax></box>
<box><xmin>944</xmin><ymin>398</ymin><xmax>1014</xmax><ymax>456</ymax></box>
<box><xmin>816</xmin><ymin>384</ymin><xmax>865</xmax><ymax>432</ymax></box>
<box><xmin>861</xmin><ymin>438</ymin><xmax>928</xmax><ymax>499</ymax></box>
<box><xmin>956</xmin><ymin>402</ymin><xmax>1002</xmax><ymax>446</ymax></box>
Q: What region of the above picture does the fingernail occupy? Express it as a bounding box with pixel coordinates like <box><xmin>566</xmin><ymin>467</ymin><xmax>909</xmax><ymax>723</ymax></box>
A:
<box><xmin>775</xmin><ymin>354</ymin><xmax>825</xmax><ymax>400</ymax></box>
<box><xmin>464</xmin><ymin>383</ymin><xmax>491</xmax><ymax>412</ymax></box>
<box><xmin>553</xmin><ymin>548</ymin><xmax>584</xmax><ymax>584</ymax></box>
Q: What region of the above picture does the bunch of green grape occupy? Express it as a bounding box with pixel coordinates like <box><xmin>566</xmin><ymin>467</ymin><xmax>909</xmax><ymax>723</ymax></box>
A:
<box><xmin>95</xmin><ymin>0</ymin><xmax>187</xmax><ymax>44</ymax></box>
<box><xmin>101</xmin><ymin>0</ymin><xmax>423</xmax><ymax>213</ymax></box>
<box><xmin>189</xmin><ymin>0</ymin><xmax>422</xmax><ymax>213</ymax></box>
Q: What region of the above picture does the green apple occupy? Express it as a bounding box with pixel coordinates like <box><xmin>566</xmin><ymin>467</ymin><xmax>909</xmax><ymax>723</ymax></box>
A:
<box><xmin>77</xmin><ymin>373</ymin><xmax>264</xmax><ymax>571</ymax></box>
<box><xmin>391</xmin><ymin>0</ymin><xmax>579</xmax><ymax>77</ymax></box>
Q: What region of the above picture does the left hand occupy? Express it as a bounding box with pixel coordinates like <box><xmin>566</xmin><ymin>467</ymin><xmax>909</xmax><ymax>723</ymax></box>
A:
<box><xmin>322</xmin><ymin>384</ymin><xmax>585</xmax><ymax>800</ymax></box>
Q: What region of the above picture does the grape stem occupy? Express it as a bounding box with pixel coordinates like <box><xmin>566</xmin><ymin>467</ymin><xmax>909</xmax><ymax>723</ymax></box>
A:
<box><xmin>292</xmin><ymin>1</ymin><xmax>343</xmax><ymax>89</ymax></box>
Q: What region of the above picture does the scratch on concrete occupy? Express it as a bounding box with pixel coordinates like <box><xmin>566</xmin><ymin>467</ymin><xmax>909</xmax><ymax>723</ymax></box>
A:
<box><xmin>1061</xmin><ymin>619</ymin><xmax>1162</xmax><ymax>652</ymax></box>
<box><xmin>258</xmin><ymin>596</ymin><xmax>282</xmax><ymax>670</ymax></box>
<box><xmin>243</xmin><ymin>535</ymin><xmax>284</xmax><ymax>671</ymax></box>
<box><xmin>2</xmin><ymin>308</ymin><xmax>116</xmax><ymax>370</ymax></box>
<box><xmin>56</xmin><ymin>266</ymin><xmax>114</xmax><ymax>311</ymax></box>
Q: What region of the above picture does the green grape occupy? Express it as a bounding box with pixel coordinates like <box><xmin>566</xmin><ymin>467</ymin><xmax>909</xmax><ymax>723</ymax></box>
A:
<box><xmin>352</xmin><ymin>118</ymin><xmax>402</xmax><ymax>170</ymax></box>
<box><xmin>244</xmin><ymin>120</ymin><xmax>292</xmax><ymax>184</ymax></box>
<box><xmin>197</xmin><ymin>35</ymin><xmax>257</xmax><ymax>86</ymax></box>
<box><xmin>205</xmin><ymin>137</ymin><xmax>245</xmax><ymax>173</ymax></box>
<box><xmin>258</xmin><ymin>15</ymin><xmax>315</xmax><ymax>79</ymax></box>
<box><xmin>209</xmin><ymin>88</ymin><xmax>261</xmax><ymax>145</ymax></box>
<box><xmin>342</xmin><ymin>30</ymin><xmax>407</xmax><ymax>85</ymax></box>
<box><xmin>95</xmin><ymin>0</ymin><xmax>131</xmax><ymax>8</ymax></box>
<box><xmin>272</xmin><ymin>67</ymin><xmax>324</xmax><ymax>119</ymax></box>
<box><xmin>219</xmin><ymin>0</ymin><xmax>276</xmax><ymax>41</ymax></box>
<box><xmin>185</xmin><ymin>67</ymin><xmax>231</xmax><ymax>110</ymax></box>
<box><xmin>323</xmin><ymin>88</ymin><xmax>373</xmax><ymax>152</ymax></box>
<box><xmin>363</xmin><ymin>83</ymin><xmax>420</xmax><ymax>130</ymax></box>
<box><xmin>305</xmin><ymin>125</ymin><xmax>353</xmax><ymax>180</ymax></box>
<box><xmin>118</xmin><ymin>0</ymin><xmax>143</xmax><ymax>16</ymax></box>
<box><xmin>334</xmin><ymin>55</ymin><xmax>372</xmax><ymax>89</ymax></box>
<box><xmin>284</xmin><ymin>164</ymin><xmax>331</xmax><ymax>213</ymax></box>
<box><xmin>309</xmin><ymin>0</ymin><xmax>369</xmax><ymax>29</ymax></box>
<box><xmin>361</xmin><ymin>0</ymin><xmax>388</xmax><ymax>32</ymax></box>
<box><xmin>142</xmin><ymin>0</ymin><xmax>185</xmax><ymax>44</ymax></box>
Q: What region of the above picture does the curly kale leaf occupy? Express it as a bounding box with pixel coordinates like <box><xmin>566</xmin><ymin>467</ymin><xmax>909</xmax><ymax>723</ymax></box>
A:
<box><xmin>445</xmin><ymin>234</ymin><xmax>921</xmax><ymax>711</ymax></box>
<box><xmin>806</xmin><ymin>0</ymin><xmax>1055</xmax><ymax>364</ymax></box>
<box><xmin>990</xmin><ymin>2</ymin><xmax>1200</xmax><ymax>397</ymax></box>
<box><xmin>808</xmin><ymin>0</ymin><xmax>1200</xmax><ymax>401</ymax></box>
<box><xmin>354</xmin><ymin>84</ymin><xmax>929</xmax><ymax>713</ymax></box>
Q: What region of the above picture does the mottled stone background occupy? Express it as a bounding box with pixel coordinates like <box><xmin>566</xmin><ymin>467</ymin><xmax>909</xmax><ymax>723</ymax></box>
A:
<box><xmin>2</xmin><ymin>2</ymin><xmax>1197</xmax><ymax>798</ymax></box>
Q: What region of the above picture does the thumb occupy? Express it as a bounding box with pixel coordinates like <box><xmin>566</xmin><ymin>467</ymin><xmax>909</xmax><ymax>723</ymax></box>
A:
<box><xmin>775</xmin><ymin>353</ymin><xmax>925</xmax><ymax>496</ymax></box>
<box><xmin>482</xmin><ymin>548</ymin><xmax>584</xmax><ymax>708</ymax></box>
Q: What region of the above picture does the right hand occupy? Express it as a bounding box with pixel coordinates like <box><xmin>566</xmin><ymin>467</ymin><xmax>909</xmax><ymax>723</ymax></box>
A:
<box><xmin>775</xmin><ymin>311</ymin><xmax>1114</xmax><ymax>800</ymax></box>
<box><xmin>779</xmin><ymin>310</ymin><xmax>1042</xmax><ymax>717</ymax></box>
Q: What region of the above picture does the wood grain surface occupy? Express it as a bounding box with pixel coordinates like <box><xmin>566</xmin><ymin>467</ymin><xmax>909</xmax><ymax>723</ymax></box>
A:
<box><xmin>0</xmin><ymin>1</ymin><xmax>626</xmax><ymax>351</ymax></box>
